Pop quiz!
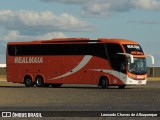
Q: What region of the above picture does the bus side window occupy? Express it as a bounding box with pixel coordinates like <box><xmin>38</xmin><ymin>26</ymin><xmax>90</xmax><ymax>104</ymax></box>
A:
<box><xmin>106</xmin><ymin>43</ymin><xmax>126</xmax><ymax>72</ymax></box>
<box><xmin>8</xmin><ymin>45</ymin><xmax>16</xmax><ymax>56</ymax></box>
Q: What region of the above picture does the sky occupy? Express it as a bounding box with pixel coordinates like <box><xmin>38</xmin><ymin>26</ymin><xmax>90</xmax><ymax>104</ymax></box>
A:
<box><xmin>0</xmin><ymin>0</ymin><xmax>160</xmax><ymax>66</ymax></box>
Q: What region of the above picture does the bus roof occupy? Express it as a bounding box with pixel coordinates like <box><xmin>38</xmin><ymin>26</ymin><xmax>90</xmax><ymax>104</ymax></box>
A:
<box><xmin>7</xmin><ymin>38</ymin><xmax>139</xmax><ymax>45</ymax></box>
<box><xmin>99</xmin><ymin>38</ymin><xmax>138</xmax><ymax>45</ymax></box>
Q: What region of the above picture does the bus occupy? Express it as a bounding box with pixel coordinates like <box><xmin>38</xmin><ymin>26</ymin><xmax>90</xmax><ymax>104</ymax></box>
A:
<box><xmin>6</xmin><ymin>38</ymin><xmax>154</xmax><ymax>88</ymax></box>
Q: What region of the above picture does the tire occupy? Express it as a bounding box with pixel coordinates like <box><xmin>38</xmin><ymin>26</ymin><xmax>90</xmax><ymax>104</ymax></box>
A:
<box><xmin>24</xmin><ymin>76</ymin><xmax>34</xmax><ymax>87</ymax></box>
<box><xmin>51</xmin><ymin>84</ymin><xmax>62</xmax><ymax>88</ymax></box>
<box><xmin>35</xmin><ymin>76</ymin><xmax>44</xmax><ymax>87</ymax></box>
<box><xmin>118</xmin><ymin>85</ymin><xmax>125</xmax><ymax>89</ymax></box>
<box><xmin>101</xmin><ymin>77</ymin><xmax>109</xmax><ymax>89</ymax></box>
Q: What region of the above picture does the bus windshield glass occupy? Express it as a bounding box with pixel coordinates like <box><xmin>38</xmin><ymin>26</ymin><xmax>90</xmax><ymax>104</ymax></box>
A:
<box><xmin>128</xmin><ymin>58</ymin><xmax>147</xmax><ymax>74</ymax></box>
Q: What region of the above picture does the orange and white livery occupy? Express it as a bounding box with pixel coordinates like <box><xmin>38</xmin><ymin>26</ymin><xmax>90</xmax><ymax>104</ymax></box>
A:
<box><xmin>6</xmin><ymin>38</ymin><xmax>154</xmax><ymax>88</ymax></box>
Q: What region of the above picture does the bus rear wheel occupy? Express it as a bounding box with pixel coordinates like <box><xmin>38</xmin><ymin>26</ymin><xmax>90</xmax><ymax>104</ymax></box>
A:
<box><xmin>35</xmin><ymin>76</ymin><xmax>44</xmax><ymax>87</ymax></box>
<box><xmin>24</xmin><ymin>76</ymin><xmax>34</xmax><ymax>87</ymax></box>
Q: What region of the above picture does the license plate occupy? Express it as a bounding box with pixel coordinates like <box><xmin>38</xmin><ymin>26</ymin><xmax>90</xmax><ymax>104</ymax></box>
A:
<box><xmin>138</xmin><ymin>81</ymin><xmax>142</xmax><ymax>84</ymax></box>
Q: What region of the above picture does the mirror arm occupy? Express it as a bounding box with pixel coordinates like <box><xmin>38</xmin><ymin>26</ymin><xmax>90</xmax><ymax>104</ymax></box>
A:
<box><xmin>117</xmin><ymin>53</ymin><xmax>134</xmax><ymax>63</ymax></box>
<box><xmin>145</xmin><ymin>54</ymin><xmax>154</xmax><ymax>64</ymax></box>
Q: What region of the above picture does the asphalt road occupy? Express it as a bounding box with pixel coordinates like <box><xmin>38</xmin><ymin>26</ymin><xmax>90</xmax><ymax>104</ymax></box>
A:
<box><xmin>0</xmin><ymin>81</ymin><xmax>159</xmax><ymax>119</ymax></box>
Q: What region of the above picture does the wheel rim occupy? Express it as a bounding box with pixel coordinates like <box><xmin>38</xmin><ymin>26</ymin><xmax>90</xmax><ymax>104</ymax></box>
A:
<box><xmin>26</xmin><ymin>79</ymin><xmax>31</xmax><ymax>85</ymax></box>
<box><xmin>101</xmin><ymin>77</ymin><xmax>108</xmax><ymax>89</ymax></box>
<box><xmin>24</xmin><ymin>77</ymin><xmax>33</xmax><ymax>87</ymax></box>
<box><xmin>37</xmin><ymin>78</ymin><xmax>42</xmax><ymax>85</ymax></box>
<box><xmin>36</xmin><ymin>77</ymin><xmax>44</xmax><ymax>87</ymax></box>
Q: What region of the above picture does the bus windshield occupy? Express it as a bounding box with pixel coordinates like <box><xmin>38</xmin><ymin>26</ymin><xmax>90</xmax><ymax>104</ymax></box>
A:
<box><xmin>128</xmin><ymin>58</ymin><xmax>147</xmax><ymax>75</ymax></box>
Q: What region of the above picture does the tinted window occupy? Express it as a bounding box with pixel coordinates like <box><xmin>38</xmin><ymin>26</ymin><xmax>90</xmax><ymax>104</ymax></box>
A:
<box><xmin>8</xmin><ymin>44</ymin><xmax>108</xmax><ymax>59</ymax></box>
<box><xmin>106</xmin><ymin>43</ymin><xmax>126</xmax><ymax>72</ymax></box>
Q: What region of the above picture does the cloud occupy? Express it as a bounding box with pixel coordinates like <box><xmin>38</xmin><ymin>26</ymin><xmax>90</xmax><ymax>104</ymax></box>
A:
<box><xmin>81</xmin><ymin>2</ymin><xmax>112</xmax><ymax>17</ymax></box>
<box><xmin>41</xmin><ymin>0</ymin><xmax>160</xmax><ymax>17</ymax></box>
<box><xmin>0</xmin><ymin>10</ymin><xmax>93</xmax><ymax>35</ymax></box>
<box><xmin>132</xmin><ymin>0</ymin><xmax>160</xmax><ymax>10</ymax></box>
<box><xmin>81</xmin><ymin>0</ymin><xmax>134</xmax><ymax>17</ymax></box>
<box><xmin>0</xmin><ymin>30</ymin><xmax>67</xmax><ymax>42</ymax></box>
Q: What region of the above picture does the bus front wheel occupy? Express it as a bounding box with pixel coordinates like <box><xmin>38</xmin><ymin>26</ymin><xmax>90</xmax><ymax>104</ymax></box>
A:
<box><xmin>24</xmin><ymin>76</ymin><xmax>34</xmax><ymax>87</ymax></box>
<box><xmin>100</xmin><ymin>77</ymin><xmax>109</xmax><ymax>89</ymax></box>
<box><xmin>35</xmin><ymin>76</ymin><xmax>44</xmax><ymax>87</ymax></box>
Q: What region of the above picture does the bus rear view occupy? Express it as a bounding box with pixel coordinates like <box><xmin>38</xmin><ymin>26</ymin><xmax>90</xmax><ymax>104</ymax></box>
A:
<box><xmin>6</xmin><ymin>38</ymin><xmax>154</xmax><ymax>88</ymax></box>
